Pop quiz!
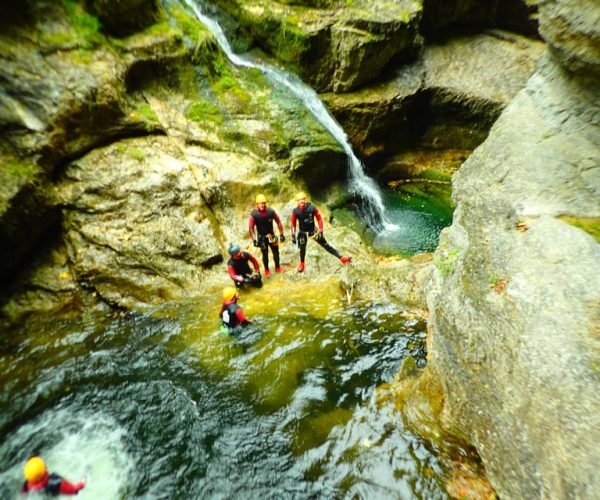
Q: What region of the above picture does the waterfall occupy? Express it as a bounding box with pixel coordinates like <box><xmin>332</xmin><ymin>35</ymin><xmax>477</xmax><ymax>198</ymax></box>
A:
<box><xmin>183</xmin><ymin>0</ymin><xmax>395</xmax><ymax>231</ymax></box>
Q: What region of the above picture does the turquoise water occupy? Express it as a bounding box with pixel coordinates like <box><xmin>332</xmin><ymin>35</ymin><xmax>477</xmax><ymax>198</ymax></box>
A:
<box><xmin>333</xmin><ymin>182</ymin><xmax>454</xmax><ymax>256</ymax></box>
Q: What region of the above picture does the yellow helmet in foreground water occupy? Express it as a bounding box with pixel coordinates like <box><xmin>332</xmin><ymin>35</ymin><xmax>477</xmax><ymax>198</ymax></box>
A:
<box><xmin>24</xmin><ymin>456</ymin><xmax>46</xmax><ymax>482</ymax></box>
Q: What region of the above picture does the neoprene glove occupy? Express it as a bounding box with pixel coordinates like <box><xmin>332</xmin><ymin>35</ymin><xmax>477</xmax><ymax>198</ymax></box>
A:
<box><xmin>291</xmin><ymin>235</ymin><xmax>296</xmax><ymax>245</ymax></box>
<box><xmin>253</xmin><ymin>239</ymin><xmax>259</xmax><ymax>247</ymax></box>
<box><xmin>280</xmin><ymin>234</ymin><xmax>285</xmax><ymax>242</ymax></box>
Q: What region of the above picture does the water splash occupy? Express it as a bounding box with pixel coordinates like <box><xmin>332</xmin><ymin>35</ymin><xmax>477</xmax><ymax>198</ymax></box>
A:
<box><xmin>183</xmin><ymin>0</ymin><xmax>396</xmax><ymax>231</ymax></box>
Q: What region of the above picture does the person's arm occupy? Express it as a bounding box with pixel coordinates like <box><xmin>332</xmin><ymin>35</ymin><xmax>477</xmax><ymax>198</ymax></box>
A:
<box><xmin>274</xmin><ymin>212</ymin><xmax>284</xmax><ymax>235</ymax></box>
<box><xmin>59</xmin><ymin>478</ymin><xmax>85</xmax><ymax>495</ymax></box>
<box><xmin>314</xmin><ymin>207</ymin><xmax>324</xmax><ymax>233</ymax></box>
<box><xmin>227</xmin><ymin>264</ymin><xmax>244</xmax><ymax>284</ymax></box>
<box><xmin>290</xmin><ymin>211</ymin><xmax>297</xmax><ymax>237</ymax></box>
<box><xmin>248</xmin><ymin>216</ymin><xmax>256</xmax><ymax>240</ymax></box>
<box><xmin>247</xmin><ymin>253</ymin><xmax>260</xmax><ymax>273</ymax></box>
<box><xmin>235</xmin><ymin>307</ymin><xmax>252</xmax><ymax>324</ymax></box>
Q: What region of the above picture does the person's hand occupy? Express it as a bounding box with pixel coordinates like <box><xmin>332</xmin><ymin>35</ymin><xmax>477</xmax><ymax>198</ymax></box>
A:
<box><xmin>253</xmin><ymin>239</ymin><xmax>259</xmax><ymax>247</ymax></box>
<box><xmin>291</xmin><ymin>235</ymin><xmax>296</xmax><ymax>245</ymax></box>
<box><xmin>279</xmin><ymin>234</ymin><xmax>285</xmax><ymax>243</ymax></box>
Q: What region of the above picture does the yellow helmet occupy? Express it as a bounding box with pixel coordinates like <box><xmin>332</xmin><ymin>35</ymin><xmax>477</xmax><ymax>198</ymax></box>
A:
<box><xmin>255</xmin><ymin>194</ymin><xmax>267</xmax><ymax>204</ymax></box>
<box><xmin>24</xmin><ymin>457</ymin><xmax>46</xmax><ymax>482</ymax></box>
<box><xmin>223</xmin><ymin>286</ymin><xmax>237</xmax><ymax>302</ymax></box>
<box><xmin>295</xmin><ymin>191</ymin><xmax>307</xmax><ymax>201</ymax></box>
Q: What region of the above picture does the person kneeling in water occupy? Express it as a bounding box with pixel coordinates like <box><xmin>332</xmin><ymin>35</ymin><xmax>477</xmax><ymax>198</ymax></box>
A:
<box><xmin>21</xmin><ymin>456</ymin><xmax>86</xmax><ymax>496</ymax></box>
<box><xmin>220</xmin><ymin>287</ymin><xmax>252</xmax><ymax>336</ymax></box>
<box><xmin>226</xmin><ymin>243</ymin><xmax>262</xmax><ymax>288</ymax></box>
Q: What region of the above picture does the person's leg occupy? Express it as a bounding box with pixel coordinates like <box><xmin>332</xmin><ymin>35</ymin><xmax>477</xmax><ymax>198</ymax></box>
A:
<box><xmin>259</xmin><ymin>240</ymin><xmax>270</xmax><ymax>271</ymax></box>
<box><xmin>270</xmin><ymin>240</ymin><xmax>281</xmax><ymax>269</ymax></box>
<box><xmin>315</xmin><ymin>234</ymin><xmax>341</xmax><ymax>259</ymax></box>
<box><xmin>297</xmin><ymin>232</ymin><xmax>307</xmax><ymax>272</ymax></box>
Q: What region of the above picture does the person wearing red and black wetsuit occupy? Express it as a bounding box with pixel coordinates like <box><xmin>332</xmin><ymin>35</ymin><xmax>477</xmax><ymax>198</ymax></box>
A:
<box><xmin>226</xmin><ymin>243</ymin><xmax>262</xmax><ymax>288</ymax></box>
<box><xmin>290</xmin><ymin>191</ymin><xmax>351</xmax><ymax>273</ymax></box>
<box><xmin>249</xmin><ymin>194</ymin><xmax>285</xmax><ymax>278</ymax></box>
<box><xmin>21</xmin><ymin>456</ymin><xmax>85</xmax><ymax>496</ymax></box>
<box><xmin>220</xmin><ymin>286</ymin><xmax>252</xmax><ymax>335</ymax></box>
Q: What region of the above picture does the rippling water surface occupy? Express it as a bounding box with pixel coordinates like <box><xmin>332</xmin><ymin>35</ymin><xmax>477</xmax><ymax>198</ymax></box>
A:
<box><xmin>0</xmin><ymin>280</ymin><xmax>457</xmax><ymax>498</ymax></box>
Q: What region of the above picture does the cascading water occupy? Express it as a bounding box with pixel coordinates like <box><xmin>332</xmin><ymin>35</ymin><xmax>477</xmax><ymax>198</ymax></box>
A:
<box><xmin>183</xmin><ymin>0</ymin><xmax>395</xmax><ymax>231</ymax></box>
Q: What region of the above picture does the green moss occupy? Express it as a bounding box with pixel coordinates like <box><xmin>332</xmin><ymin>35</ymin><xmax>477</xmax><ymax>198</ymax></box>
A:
<box><xmin>138</xmin><ymin>104</ymin><xmax>159</xmax><ymax>123</ymax></box>
<box><xmin>60</xmin><ymin>0</ymin><xmax>102</xmax><ymax>48</ymax></box>
<box><xmin>186</xmin><ymin>100</ymin><xmax>223</xmax><ymax>124</ymax></box>
<box><xmin>274</xmin><ymin>19</ymin><xmax>311</xmax><ymax>63</ymax></box>
<box><xmin>434</xmin><ymin>247</ymin><xmax>460</xmax><ymax>278</ymax></box>
<box><xmin>4</xmin><ymin>161</ymin><xmax>40</xmax><ymax>179</ymax></box>
<box><xmin>144</xmin><ymin>21</ymin><xmax>180</xmax><ymax>39</ymax></box>
<box><xmin>560</xmin><ymin>216</ymin><xmax>600</xmax><ymax>243</ymax></box>
<box><xmin>129</xmin><ymin>149</ymin><xmax>146</xmax><ymax>162</ymax></box>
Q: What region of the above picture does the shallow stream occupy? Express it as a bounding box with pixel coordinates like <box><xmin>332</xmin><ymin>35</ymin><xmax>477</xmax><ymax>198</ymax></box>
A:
<box><xmin>0</xmin><ymin>279</ymin><xmax>469</xmax><ymax>498</ymax></box>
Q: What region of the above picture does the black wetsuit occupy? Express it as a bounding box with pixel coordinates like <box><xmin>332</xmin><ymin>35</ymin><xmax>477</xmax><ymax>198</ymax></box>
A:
<box><xmin>292</xmin><ymin>203</ymin><xmax>341</xmax><ymax>262</ymax></box>
<box><xmin>250</xmin><ymin>208</ymin><xmax>282</xmax><ymax>271</ymax></box>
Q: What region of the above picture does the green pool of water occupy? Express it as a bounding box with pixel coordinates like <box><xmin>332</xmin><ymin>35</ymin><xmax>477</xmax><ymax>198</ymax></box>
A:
<box><xmin>0</xmin><ymin>280</ymin><xmax>466</xmax><ymax>498</ymax></box>
<box><xmin>334</xmin><ymin>181</ymin><xmax>454</xmax><ymax>257</ymax></box>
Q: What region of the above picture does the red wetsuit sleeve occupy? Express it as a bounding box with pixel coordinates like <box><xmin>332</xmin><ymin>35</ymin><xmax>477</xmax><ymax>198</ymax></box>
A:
<box><xmin>248</xmin><ymin>215</ymin><xmax>256</xmax><ymax>238</ymax></box>
<box><xmin>228</xmin><ymin>264</ymin><xmax>241</xmax><ymax>282</ymax></box>
<box><xmin>59</xmin><ymin>478</ymin><xmax>85</xmax><ymax>495</ymax></box>
<box><xmin>248</xmin><ymin>253</ymin><xmax>260</xmax><ymax>273</ymax></box>
<box><xmin>235</xmin><ymin>308</ymin><xmax>247</xmax><ymax>322</ymax></box>
<box><xmin>273</xmin><ymin>212</ymin><xmax>284</xmax><ymax>234</ymax></box>
<box><xmin>291</xmin><ymin>211</ymin><xmax>297</xmax><ymax>235</ymax></box>
<box><xmin>314</xmin><ymin>207</ymin><xmax>324</xmax><ymax>232</ymax></box>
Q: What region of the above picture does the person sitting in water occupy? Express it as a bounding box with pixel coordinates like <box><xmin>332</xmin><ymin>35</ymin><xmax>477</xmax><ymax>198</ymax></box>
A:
<box><xmin>21</xmin><ymin>456</ymin><xmax>86</xmax><ymax>496</ymax></box>
<box><xmin>226</xmin><ymin>243</ymin><xmax>262</xmax><ymax>288</ymax></box>
<box><xmin>290</xmin><ymin>191</ymin><xmax>351</xmax><ymax>273</ymax></box>
<box><xmin>220</xmin><ymin>286</ymin><xmax>252</xmax><ymax>335</ymax></box>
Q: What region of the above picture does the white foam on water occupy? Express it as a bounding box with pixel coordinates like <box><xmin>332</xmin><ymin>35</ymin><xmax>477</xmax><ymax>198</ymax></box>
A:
<box><xmin>0</xmin><ymin>408</ymin><xmax>132</xmax><ymax>499</ymax></box>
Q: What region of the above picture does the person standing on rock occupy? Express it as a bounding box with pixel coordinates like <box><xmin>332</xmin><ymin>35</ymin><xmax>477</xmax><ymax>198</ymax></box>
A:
<box><xmin>226</xmin><ymin>243</ymin><xmax>262</xmax><ymax>288</ymax></box>
<box><xmin>290</xmin><ymin>192</ymin><xmax>351</xmax><ymax>272</ymax></box>
<box><xmin>21</xmin><ymin>456</ymin><xmax>86</xmax><ymax>496</ymax></box>
<box><xmin>249</xmin><ymin>194</ymin><xmax>286</xmax><ymax>279</ymax></box>
<box><xmin>220</xmin><ymin>286</ymin><xmax>252</xmax><ymax>336</ymax></box>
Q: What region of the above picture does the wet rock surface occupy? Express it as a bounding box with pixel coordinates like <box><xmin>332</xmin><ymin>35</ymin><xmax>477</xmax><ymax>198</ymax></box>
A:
<box><xmin>427</xmin><ymin>0</ymin><xmax>600</xmax><ymax>494</ymax></box>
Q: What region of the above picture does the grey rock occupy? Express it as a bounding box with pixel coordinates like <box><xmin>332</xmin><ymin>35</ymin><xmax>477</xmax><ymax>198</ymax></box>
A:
<box><xmin>427</xmin><ymin>48</ymin><xmax>600</xmax><ymax>498</ymax></box>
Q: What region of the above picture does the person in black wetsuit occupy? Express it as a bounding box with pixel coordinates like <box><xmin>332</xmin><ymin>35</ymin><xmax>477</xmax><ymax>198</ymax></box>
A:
<box><xmin>249</xmin><ymin>194</ymin><xmax>285</xmax><ymax>279</ymax></box>
<box><xmin>226</xmin><ymin>243</ymin><xmax>262</xmax><ymax>288</ymax></box>
<box><xmin>21</xmin><ymin>456</ymin><xmax>86</xmax><ymax>496</ymax></box>
<box><xmin>219</xmin><ymin>286</ymin><xmax>252</xmax><ymax>336</ymax></box>
<box><xmin>290</xmin><ymin>191</ymin><xmax>351</xmax><ymax>272</ymax></box>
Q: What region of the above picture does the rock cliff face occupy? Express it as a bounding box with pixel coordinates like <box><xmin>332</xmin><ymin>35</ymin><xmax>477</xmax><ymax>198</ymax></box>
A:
<box><xmin>427</xmin><ymin>0</ymin><xmax>600</xmax><ymax>496</ymax></box>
